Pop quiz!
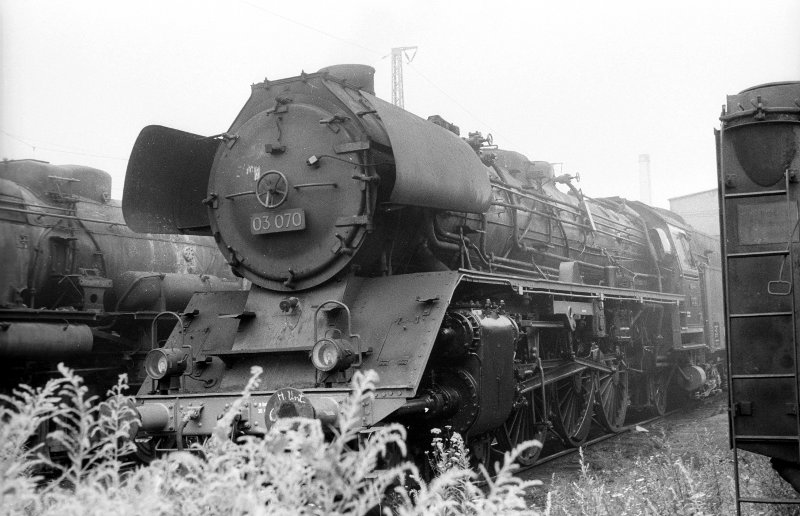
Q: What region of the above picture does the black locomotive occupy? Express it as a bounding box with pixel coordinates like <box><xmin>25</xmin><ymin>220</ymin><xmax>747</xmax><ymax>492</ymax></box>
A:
<box><xmin>718</xmin><ymin>81</ymin><xmax>800</xmax><ymax>502</ymax></box>
<box><xmin>0</xmin><ymin>159</ymin><xmax>241</xmax><ymax>401</ymax></box>
<box><xmin>123</xmin><ymin>64</ymin><xmax>723</xmax><ymax>464</ymax></box>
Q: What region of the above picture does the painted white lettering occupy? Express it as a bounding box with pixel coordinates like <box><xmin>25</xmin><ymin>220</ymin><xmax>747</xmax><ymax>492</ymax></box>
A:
<box><xmin>246</xmin><ymin>164</ymin><xmax>262</xmax><ymax>181</ymax></box>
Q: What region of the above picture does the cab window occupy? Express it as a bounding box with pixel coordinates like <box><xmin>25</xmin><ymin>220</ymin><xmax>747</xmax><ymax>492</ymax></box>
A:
<box><xmin>668</xmin><ymin>225</ymin><xmax>696</xmax><ymax>273</ymax></box>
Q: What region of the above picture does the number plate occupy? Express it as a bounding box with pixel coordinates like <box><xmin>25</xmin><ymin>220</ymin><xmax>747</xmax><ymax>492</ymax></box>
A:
<box><xmin>250</xmin><ymin>208</ymin><xmax>306</xmax><ymax>235</ymax></box>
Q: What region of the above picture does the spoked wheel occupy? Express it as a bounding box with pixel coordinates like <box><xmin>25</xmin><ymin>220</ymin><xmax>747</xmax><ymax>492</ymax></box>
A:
<box><xmin>493</xmin><ymin>387</ymin><xmax>548</xmax><ymax>466</ymax></box>
<box><xmin>594</xmin><ymin>360</ymin><xmax>629</xmax><ymax>432</ymax></box>
<box><xmin>650</xmin><ymin>370</ymin><xmax>670</xmax><ymax>416</ymax></box>
<box><xmin>550</xmin><ymin>369</ymin><xmax>595</xmax><ymax>447</ymax></box>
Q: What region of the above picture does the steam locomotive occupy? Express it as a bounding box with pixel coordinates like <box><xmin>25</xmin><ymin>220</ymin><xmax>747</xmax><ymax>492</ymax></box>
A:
<box><xmin>0</xmin><ymin>159</ymin><xmax>241</xmax><ymax>400</ymax></box>
<box><xmin>123</xmin><ymin>64</ymin><xmax>723</xmax><ymax>464</ymax></box>
<box><xmin>719</xmin><ymin>81</ymin><xmax>800</xmax><ymax>499</ymax></box>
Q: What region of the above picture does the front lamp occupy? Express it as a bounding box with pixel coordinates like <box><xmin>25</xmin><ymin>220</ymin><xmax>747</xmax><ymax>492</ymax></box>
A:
<box><xmin>144</xmin><ymin>348</ymin><xmax>188</xmax><ymax>380</ymax></box>
<box><xmin>310</xmin><ymin>339</ymin><xmax>354</xmax><ymax>372</ymax></box>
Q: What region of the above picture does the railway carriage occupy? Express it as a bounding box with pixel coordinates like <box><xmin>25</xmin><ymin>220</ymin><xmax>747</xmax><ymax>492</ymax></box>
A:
<box><xmin>718</xmin><ymin>81</ymin><xmax>800</xmax><ymax>506</ymax></box>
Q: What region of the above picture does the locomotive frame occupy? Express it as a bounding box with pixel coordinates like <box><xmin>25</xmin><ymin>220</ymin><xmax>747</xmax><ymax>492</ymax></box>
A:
<box><xmin>121</xmin><ymin>64</ymin><xmax>724</xmax><ymax>467</ymax></box>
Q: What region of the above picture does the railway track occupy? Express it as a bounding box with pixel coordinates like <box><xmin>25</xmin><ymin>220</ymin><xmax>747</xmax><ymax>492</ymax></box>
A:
<box><xmin>529</xmin><ymin>409</ymin><xmax>677</xmax><ymax>469</ymax></box>
<box><xmin>500</xmin><ymin>403</ymin><xmax>697</xmax><ymax>483</ymax></box>
<box><xmin>507</xmin><ymin>394</ymin><xmax>726</xmax><ymax>486</ymax></box>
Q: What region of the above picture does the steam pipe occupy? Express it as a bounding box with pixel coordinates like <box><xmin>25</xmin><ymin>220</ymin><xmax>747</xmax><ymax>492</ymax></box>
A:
<box><xmin>392</xmin><ymin>385</ymin><xmax>461</xmax><ymax>419</ymax></box>
<box><xmin>0</xmin><ymin>205</ymin><xmax>125</xmax><ymax>227</ymax></box>
<box><xmin>0</xmin><ymin>322</ymin><xmax>93</xmax><ymax>358</ymax></box>
<box><xmin>115</xmin><ymin>273</ymin><xmax>164</xmax><ymax>311</ymax></box>
<box><xmin>424</xmin><ymin>214</ymin><xmax>460</xmax><ymax>253</ymax></box>
<box><xmin>431</xmin><ymin>214</ymin><xmax>494</xmax><ymax>269</ymax></box>
<box><xmin>489</xmin><ymin>254</ymin><xmax>552</xmax><ymax>279</ymax></box>
<box><xmin>490</xmin><ymin>200</ymin><xmax>645</xmax><ymax>247</ymax></box>
<box><xmin>491</xmin><ymin>164</ymin><xmax>522</xmax><ymax>253</ymax></box>
<box><xmin>433</xmin><ymin>214</ymin><xmax>466</xmax><ymax>245</ymax></box>
<box><xmin>489</xmin><ymin>180</ymin><xmax>646</xmax><ymax>235</ymax></box>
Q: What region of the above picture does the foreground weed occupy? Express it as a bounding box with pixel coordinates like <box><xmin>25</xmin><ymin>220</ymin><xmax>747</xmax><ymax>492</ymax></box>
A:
<box><xmin>1</xmin><ymin>365</ymin><xmax>544</xmax><ymax>515</ymax></box>
<box><xmin>413</xmin><ymin>427</ymin><xmax>542</xmax><ymax>515</ymax></box>
<box><xmin>1</xmin><ymin>373</ymin><xmax>68</xmax><ymax>513</ymax></box>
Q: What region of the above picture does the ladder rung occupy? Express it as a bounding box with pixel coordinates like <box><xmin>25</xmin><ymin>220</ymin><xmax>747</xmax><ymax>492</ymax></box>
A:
<box><xmin>738</xmin><ymin>497</ymin><xmax>800</xmax><ymax>505</ymax></box>
<box><xmin>729</xmin><ymin>311</ymin><xmax>793</xmax><ymax>318</ymax></box>
<box><xmin>724</xmin><ymin>190</ymin><xmax>788</xmax><ymax>198</ymax></box>
<box><xmin>733</xmin><ymin>435</ymin><xmax>800</xmax><ymax>441</ymax></box>
<box><xmin>731</xmin><ymin>373</ymin><xmax>797</xmax><ymax>379</ymax></box>
<box><xmin>727</xmin><ymin>249</ymin><xmax>790</xmax><ymax>258</ymax></box>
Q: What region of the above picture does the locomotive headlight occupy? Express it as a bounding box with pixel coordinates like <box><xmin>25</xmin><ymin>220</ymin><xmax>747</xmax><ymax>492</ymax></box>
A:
<box><xmin>310</xmin><ymin>339</ymin><xmax>354</xmax><ymax>372</ymax></box>
<box><xmin>144</xmin><ymin>348</ymin><xmax>188</xmax><ymax>380</ymax></box>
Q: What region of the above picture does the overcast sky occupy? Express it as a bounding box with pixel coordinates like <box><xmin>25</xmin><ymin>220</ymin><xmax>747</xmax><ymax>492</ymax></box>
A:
<box><xmin>2</xmin><ymin>0</ymin><xmax>799</xmax><ymax>207</ymax></box>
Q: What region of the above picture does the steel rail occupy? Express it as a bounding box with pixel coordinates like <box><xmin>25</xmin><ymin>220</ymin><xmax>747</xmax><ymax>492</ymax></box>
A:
<box><xmin>495</xmin><ymin>408</ymin><xmax>682</xmax><ymax>483</ymax></box>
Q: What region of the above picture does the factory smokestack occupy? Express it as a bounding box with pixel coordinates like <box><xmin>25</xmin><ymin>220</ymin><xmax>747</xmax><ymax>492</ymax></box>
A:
<box><xmin>639</xmin><ymin>154</ymin><xmax>651</xmax><ymax>205</ymax></box>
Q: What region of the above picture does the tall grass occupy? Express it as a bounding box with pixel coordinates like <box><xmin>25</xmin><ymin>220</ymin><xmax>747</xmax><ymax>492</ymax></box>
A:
<box><xmin>5</xmin><ymin>367</ymin><xmax>794</xmax><ymax>515</ymax></box>
<box><xmin>541</xmin><ymin>443</ymin><xmax>730</xmax><ymax>515</ymax></box>
<box><xmin>537</xmin><ymin>425</ymin><xmax>800</xmax><ymax>515</ymax></box>
<box><xmin>0</xmin><ymin>366</ymin><xmax>542</xmax><ymax>515</ymax></box>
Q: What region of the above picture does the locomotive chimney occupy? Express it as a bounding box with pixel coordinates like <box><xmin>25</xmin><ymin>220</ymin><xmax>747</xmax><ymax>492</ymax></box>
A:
<box><xmin>317</xmin><ymin>64</ymin><xmax>375</xmax><ymax>94</ymax></box>
<box><xmin>639</xmin><ymin>154</ymin><xmax>652</xmax><ymax>205</ymax></box>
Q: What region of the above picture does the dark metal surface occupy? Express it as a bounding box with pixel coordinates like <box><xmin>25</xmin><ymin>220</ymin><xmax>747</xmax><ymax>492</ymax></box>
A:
<box><xmin>458</xmin><ymin>269</ymin><xmax>685</xmax><ymax>304</ymax></box>
<box><xmin>206</xmin><ymin>81</ymin><xmax>373</xmax><ymax>291</ymax></box>
<box><xmin>363</xmin><ymin>92</ymin><xmax>491</xmax><ymax>213</ymax></box>
<box><xmin>317</xmin><ymin>64</ymin><xmax>375</xmax><ymax>94</ymax></box>
<box><xmin>0</xmin><ymin>159</ymin><xmax>112</xmax><ymax>203</ymax></box>
<box><xmin>722</xmin><ymin>82</ymin><xmax>800</xmax><ymax>191</ymax></box>
<box><xmin>114</xmin><ymin>272</ymin><xmax>239</xmax><ymax>311</ymax></box>
<box><xmin>123</xmin><ymin>125</ymin><xmax>220</xmax><ymax>235</ymax></box>
<box><xmin>720</xmin><ymin>81</ymin><xmax>800</xmax><ymax>511</ymax></box>
<box><xmin>1</xmin><ymin>160</ymin><xmax>237</xmax><ymax>311</ymax></box>
<box><xmin>0</xmin><ymin>159</ymin><xmax>240</xmax><ymax>406</ymax></box>
<box><xmin>0</xmin><ymin>322</ymin><xmax>93</xmax><ymax>358</ymax></box>
<box><xmin>118</xmin><ymin>65</ymin><xmax>725</xmax><ymax>474</ymax></box>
